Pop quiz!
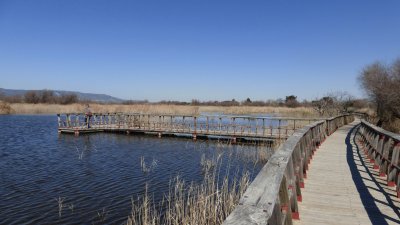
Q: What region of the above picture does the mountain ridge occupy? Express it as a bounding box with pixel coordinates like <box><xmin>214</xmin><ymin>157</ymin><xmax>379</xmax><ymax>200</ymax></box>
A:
<box><xmin>0</xmin><ymin>88</ymin><xmax>125</xmax><ymax>103</ymax></box>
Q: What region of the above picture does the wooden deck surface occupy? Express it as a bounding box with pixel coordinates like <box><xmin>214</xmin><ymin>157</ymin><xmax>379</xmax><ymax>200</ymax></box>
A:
<box><xmin>294</xmin><ymin>120</ymin><xmax>400</xmax><ymax>225</ymax></box>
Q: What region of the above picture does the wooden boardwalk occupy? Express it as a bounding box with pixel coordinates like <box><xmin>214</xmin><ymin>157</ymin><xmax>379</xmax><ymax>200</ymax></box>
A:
<box><xmin>294</xmin><ymin>120</ymin><xmax>400</xmax><ymax>225</ymax></box>
<box><xmin>57</xmin><ymin>113</ymin><xmax>320</xmax><ymax>142</ymax></box>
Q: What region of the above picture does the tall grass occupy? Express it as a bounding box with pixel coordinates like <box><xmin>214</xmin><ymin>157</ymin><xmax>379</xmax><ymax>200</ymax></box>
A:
<box><xmin>0</xmin><ymin>101</ymin><xmax>14</xmax><ymax>114</ymax></box>
<box><xmin>127</xmin><ymin>156</ymin><xmax>250</xmax><ymax>225</ymax></box>
<box><xmin>9</xmin><ymin>103</ymin><xmax>318</xmax><ymax>117</ymax></box>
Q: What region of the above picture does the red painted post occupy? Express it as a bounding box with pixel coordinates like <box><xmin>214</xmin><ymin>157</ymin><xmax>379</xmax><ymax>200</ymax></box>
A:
<box><xmin>281</xmin><ymin>203</ymin><xmax>288</xmax><ymax>213</ymax></box>
<box><xmin>292</xmin><ymin>212</ymin><xmax>300</xmax><ymax>220</ymax></box>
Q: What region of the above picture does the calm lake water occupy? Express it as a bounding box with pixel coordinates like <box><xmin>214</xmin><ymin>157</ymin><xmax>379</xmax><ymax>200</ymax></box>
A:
<box><xmin>0</xmin><ymin>115</ymin><xmax>270</xmax><ymax>225</ymax></box>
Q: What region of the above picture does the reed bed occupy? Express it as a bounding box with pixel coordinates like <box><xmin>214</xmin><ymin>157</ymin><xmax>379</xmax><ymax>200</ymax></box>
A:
<box><xmin>0</xmin><ymin>101</ymin><xmax>14</xmax><ymax>114</ymax></box>
<box><xmin>127</xmin><ymin>155</ymin><xmax>251</xmax><ymax>225</ymax></box>
<box><xmin>9</xmin><ymin>103</ymin><xmax>318</xmax><ymax>117</ymax></box>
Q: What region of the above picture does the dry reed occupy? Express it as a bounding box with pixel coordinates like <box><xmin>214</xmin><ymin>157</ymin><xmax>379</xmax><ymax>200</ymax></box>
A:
<box><xmin>56</xmin><ymin>197</ymin><xmax>66</xmax><ymax>218</ymax></box>
<box><xmin>0</xmin><ymin>101</ymin><xmax>14</xmax><ymax>114</ymax></box>
<box><xmin>127</xmin><ymin>157</ymin><xmax>250</xmax><ymax>225</ymax></box>
<box><xmin>8</xmin><ymin>103</ymin><xmax>318</xmax><ymax>117</ymax></box>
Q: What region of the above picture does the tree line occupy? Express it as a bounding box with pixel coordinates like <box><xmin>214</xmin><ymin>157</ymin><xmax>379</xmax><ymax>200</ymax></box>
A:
<box><xmin>126</xmin><ymin>94</ymin><xmax>368</xmax><ymax>116</ymax></box>
<box><xmin>0</xmin><ymin>89</ymin><xmax>368</xmax><ymax>116</ymax></box>
<box><xmin>0</xmin><ymin>90</ymin><xmax>79</xmax><ymax>104</ymax></box>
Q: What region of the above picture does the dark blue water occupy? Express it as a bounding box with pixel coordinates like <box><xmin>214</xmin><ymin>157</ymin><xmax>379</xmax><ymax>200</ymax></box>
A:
<box><xmin>0</xmin><ymin>115</ymin><xmax>268</xmax><ymax>225</ymax></box>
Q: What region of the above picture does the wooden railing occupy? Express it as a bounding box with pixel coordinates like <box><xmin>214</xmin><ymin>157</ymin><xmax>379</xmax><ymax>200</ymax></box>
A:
<box><xmin>57</xmin><ymin>113</ymin><xmax>322</xmax><ymax>139</ymax></box>
<box><xmin>326</xmin><ymin>114</ymin><xmax>354</xmax><ymax>135</ymax></box>
<box><xmin>222</xmin><ymin>114</ymin><xmax>354</xmax><ymax>225</ymax></box>
<box><xmin>357</xmin><ymin>120</ymin><xmax>400</xmax><ymax>198</ymax></box>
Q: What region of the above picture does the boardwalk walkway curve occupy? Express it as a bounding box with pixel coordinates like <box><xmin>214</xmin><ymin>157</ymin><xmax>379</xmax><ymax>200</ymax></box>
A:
<box><xmin>223</xmin><ymin>116</ymin><xmax>400</xmax><ymax>225</ymax></box>
<box><xmin>294</xmin><ymin>120</ymin><xmax>400</xmax><ymax>225</ymax></box>
<box><xmin>223</xmin><ymin>115</ymin><xmax>354</xmax><ymax>225</ymax></box>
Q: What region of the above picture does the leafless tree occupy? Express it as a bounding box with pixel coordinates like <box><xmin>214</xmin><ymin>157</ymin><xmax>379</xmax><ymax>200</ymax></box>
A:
<box><xmin>358</xmin><ymin>58</ymin><xmax>400</xmax><ymax>131</ymax></box>
<box><xmin>24</xmin><ymin>91</ymin><xmax>40</xmax><ymax>104</ymax></box>
<box><xmin>327</xmin><ymin>91</ymin><xmax>355</xmax><ymax>114</ymax></box>
<box><xmin>40</xmin><ymin>90</ymin><xmax>55</xmax><ymax>104</ymax></box>
<box><xmin>58</xmin><ymin>94</ymin><xmax>78</xmax><ymax>105</ymax></box>
<box><xmin>312</xmin><ymin>91</ymin><xmax>354</xmax><ymax>117</ymax></box>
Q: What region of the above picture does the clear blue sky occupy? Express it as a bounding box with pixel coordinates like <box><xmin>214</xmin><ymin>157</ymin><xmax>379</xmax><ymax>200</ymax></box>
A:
<box><xmin>1</xmin><ymin>0</ymin><xmax>399</xmax><ymax>101</ymax></box>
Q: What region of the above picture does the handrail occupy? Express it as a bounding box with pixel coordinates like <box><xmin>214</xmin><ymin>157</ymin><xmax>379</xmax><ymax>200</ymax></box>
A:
<box><xmin>223</xmin><ymin>114</ymin><xmax>354</xmax><ymax>225</ymax></box>
<box><xmin>57</xmin><ymin>113</ymin><xmax>323</xmax><ymax>139</ymax></box>
<box><xmin>357</xmin><ymin>120</ymin><xmax>400</xmax><ymax>197</ymax></box>
<box><xmin>352</xmin><ymin>112</ymin><xmax>371</xmax><ymax>122</ymax></box>
<box><xmin>58</xmin><ymin>112</ymin><xmax>323</xmax><ymax>121</ymax></box>
<box><xmin>326</xmin><ymin>114</ymin><xmax>353</xmax><ymax>135</ymax></box>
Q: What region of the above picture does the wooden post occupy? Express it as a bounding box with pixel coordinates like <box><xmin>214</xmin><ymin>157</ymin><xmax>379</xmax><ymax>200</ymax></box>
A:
<box><xmin>255</xmin><ymin>118</ymin><xmax>258</xmax><ymax>136</ymax></box>
<box><xmin>247</xmin><ymin>118</ymin><xmax>250</xmax><ymax>135</ymax></box>
<box><xmin>233</xmin><ymin>117</ymin><xmax>236</xmax><ymax>135</ymax></box>
<box><xmin>66</xmin><ymin>114</ymin><xmax>71</xmax><ymax>127</ymax></box>
<box><xmin>193</xmin><ymin>116</ymin><xmax>197</xmax><ymax>135</ymax></box>
<box><xmin>57</xmin><ymin>114</ymin><xmax>61</xmax><ymax>127</ymax></box>
<box><xmin>388</xmin><ymin>141</ymin><xmax>400</xmax><ymax>187</ymax></box>
<box><xmin>270</xmin><ymin>124</ymin><xmax>273</xmax><ymax>137</ymax></box>
<box><xmin>206</xmin><ymin>116</ymin><xmax>209</xmax><ymax>133</ymax></box>
<box><xmin>183</xmin><ymin>116</ymin><xmax>186</xmax><ymax>132</ymax></box>
<box><xmin>278</xmin><ymin>119</ymin><xmax>281</xmax><ymax>139</ymax></box>
<box><xmin>262</xmin><ymin>118</ymin><xmax>265</xmax><ymax>137</ymax></box>
<box><xmin>219</xmin><ymin>117</ymin><xmax>222</xmax><ymax>133</ymax></box>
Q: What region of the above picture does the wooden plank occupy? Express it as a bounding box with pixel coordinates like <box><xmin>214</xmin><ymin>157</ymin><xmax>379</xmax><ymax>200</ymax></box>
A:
<box><xmin>294</xmin><ymin>120</ymin><xmax>400</xmax><ymax>225</ymax></box>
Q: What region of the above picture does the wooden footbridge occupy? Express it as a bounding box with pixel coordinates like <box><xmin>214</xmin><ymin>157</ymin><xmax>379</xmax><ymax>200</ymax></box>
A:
<box><xmin>57</xmin><ymin>113</ymin><xmax>400</xmax><ymax>224</ymax></box>
<box><xmin>223</xmin><ymin>115</ymin><xmax>400</xmax><ymax>225</ymax></box>
<box><xmin>57</xmin><ymin>113</ymin><xmax>321</xmax><ymax>142</ymax></box>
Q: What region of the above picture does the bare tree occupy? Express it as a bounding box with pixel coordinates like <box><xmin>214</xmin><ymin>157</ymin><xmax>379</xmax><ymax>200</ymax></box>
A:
<box><xmin>327</xmin><ymin>91</ymin><xmax>355</xmax><ymax>114</ymax></box>
<box><xmin>58</xmin><ymin>94</ymin><xmax>78</xmax><ymax>105</ymax></box>
<box><xmin>24</xmin><ymin>91</ymin><xmax>40</xmax><ymax>104</ymax></box>
<box><xmin>358</xmin><ymin>58</ymin><xmax>400</xmax><ymax>131</ymax></box>
<box><xmin>40</xmin><ymin>90</ymin><xmax>55</xmax><ymax>103</ymax></box>
<box><xmin>311</xmin><ymin>92</ymin><xmax>354</xmax><ymax>117</ymax></box>
<box><xmin>312</xmin><ymin>96</ymin><xmax>335</xmax><ymax>116</ymax></box>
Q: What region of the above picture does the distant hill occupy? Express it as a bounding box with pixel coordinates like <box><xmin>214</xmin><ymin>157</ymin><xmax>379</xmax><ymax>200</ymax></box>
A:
<box><xmin>0</xmin><ymin>88</ymin><xmax>125</xmax><ymax>103</ymax></box>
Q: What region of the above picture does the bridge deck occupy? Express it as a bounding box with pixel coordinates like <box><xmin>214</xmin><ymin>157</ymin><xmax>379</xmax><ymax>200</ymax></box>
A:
<box><xmin>294</xmin><ymin>120</ymin><xmax>400</xmax><ymax>225</ymax></box>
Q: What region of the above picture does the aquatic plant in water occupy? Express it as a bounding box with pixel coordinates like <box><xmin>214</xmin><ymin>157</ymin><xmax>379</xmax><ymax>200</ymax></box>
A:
<box><xmin>127</xmin><ymin>154</ymin><xmax>251</xmax><ymax>225</ymax></box>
